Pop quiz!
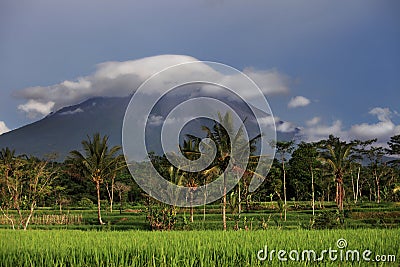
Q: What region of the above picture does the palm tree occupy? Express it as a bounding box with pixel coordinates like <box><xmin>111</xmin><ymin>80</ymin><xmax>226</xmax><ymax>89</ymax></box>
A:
<box><xmin>387</xmin><ymin>135</ymin><xmax>400</xmax><ymax>165</ymax></box>
<box><xmin>69</xmin><ymin>133</ymin><xmax>122</xmax><ymax>225</ymax></box>
<box><xmin>180</xmin><ymin>138</ymin><xmax>201</xmax><ymax>223</ymax></box>
<box><xmin>0</xmin><ymin>147</ymin><xmax>16</xmax><ymax>164</ymax></box>
<box><xmin>318</xmin><ymin>135</ymin><xmax>353</xmax><ymax>211</ymax></box>
<box><xmin>201</xmin><ymin>112</ymin><xmax>260</xmax><ymax>230</ymax></box>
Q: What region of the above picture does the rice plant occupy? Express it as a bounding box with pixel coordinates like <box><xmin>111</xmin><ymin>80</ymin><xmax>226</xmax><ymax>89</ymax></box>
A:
<box><xmin>0</xmin><ymin>229</ymin><xmax>398</xmax><ymax>266</ymax></box>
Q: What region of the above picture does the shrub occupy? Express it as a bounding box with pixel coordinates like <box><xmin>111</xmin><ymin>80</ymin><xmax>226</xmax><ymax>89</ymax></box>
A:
<box><xmin>311</xmin><ymin>210</ymin><xmax>344</xmax><ymax>229</ymax></box>
<box><xmin>144</xmin><ymin>197</ymin><xmax>176</xmax><ymax>230</ymax></box>
<box><xmin>77</xmin><ymin>197</ymin><xmax>95</xmax><ymax>209</ymax></box>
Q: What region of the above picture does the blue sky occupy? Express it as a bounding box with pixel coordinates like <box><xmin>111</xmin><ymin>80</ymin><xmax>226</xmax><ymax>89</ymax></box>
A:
<box><xmin>0</xmin><ymin>0</ymin><xmax>399</xmax><ymax>145</ymax></box>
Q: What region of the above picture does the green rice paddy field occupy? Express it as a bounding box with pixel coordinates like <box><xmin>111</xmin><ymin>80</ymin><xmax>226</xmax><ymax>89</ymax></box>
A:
<box><xmin>0</xmin><ymin>202</ymin><xmax>399</xmax><ymax>266</ymax></box>
<box><xmin>0</xmin><ymin>229</ymin><xmax>399</xmax><ymax>266</ymax></box>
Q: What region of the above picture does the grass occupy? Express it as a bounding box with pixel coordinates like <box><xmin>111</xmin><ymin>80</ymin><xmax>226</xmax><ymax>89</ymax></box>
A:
<box><xmin>0</xmin><ymin>229</ymin><xmax>398</xmax><ymax>266</ymax></box>
<box><xmin>0</xmin><ymin>202</ymin><xmax>399</xmax><ymax>266</ymax></box>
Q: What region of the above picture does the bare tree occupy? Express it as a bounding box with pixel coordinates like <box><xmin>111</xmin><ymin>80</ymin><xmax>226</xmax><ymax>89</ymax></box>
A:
<box><xmin>0</xmin><ymin>152</ymin><xmax>57</xmax><ymax>230</ymax></box>
<box><xmin>114</xmin><ymin>181</ymin><xmax>131</xmax><ymax>214</ymax></box>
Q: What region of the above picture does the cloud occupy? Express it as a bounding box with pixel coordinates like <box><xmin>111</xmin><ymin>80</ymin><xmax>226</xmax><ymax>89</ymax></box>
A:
<box><xmin>201</xmin><ymin>69</ymin><xmax>290</xmax><ymax>99</ymax></box>
<box><xmin>288</xmin><ymin>96</ymin><xmax>311</xmax><ymax>108</ymax></box>
<box><xmin>349</xmin><ymin>107</ymin><xmax>400</xmax><ymax>140</ymax></box>
<box><xmin>148</xmin><ymin>115</ymin><xmax>164</xmax><ymax>126</ymax></box>
<box><xmin>300</xmin><ymin>120</ymin><xmax>346</xmax><ymax>142</ymax></box>
<box><xmin>258</xmin><ymin>115</ymin><xmax>296</xmax><ymax>133</ymax></box>
<box><xmin>257</xmin><ymin>115</ymin><xmax>275</xmax><ymax>128</ymax></box>
<box><xmin>369</xmin><ymin>107</ymin><xmax>391</xmax><ymax>122</ymax></box>
<box><xmin>17</xmin><ymin>100</ymin><xmax>55</xmax><ymax>118</ymax></box>
<box><xmin>59</xmin><ymin>108</ymin><xmax>84</xmax><ymax>116</ymax></box>
<box><xmin>14</xmin><ymin>55</ymin><xmax>197</xmax><ymax>118</ymax></box>
<box><xmin>306</xmin><ymin>116</ymin><xmax>321</xmax><ymax>126</ymax></box>
<box><xmin>243</xmin><ymin>68</ymin><xmax>290</xmax><ymax>96</ymax></box>
<box><xmin>299</xmin><ymin>107</ymin><xmax>400</xmax><ymax>144</ymax></box>
<box><xmin>277</xmin><ymin>121</ymin><xmax>297</xmax><ymax>133</ymax></box>
<box><xmin>14</xmin><ymin>54</ymin><xmax>290</xmax><ymax>118</ymax></box>
<box><xmin>0</xmin><ymin>121</ymin><xmax>10</xmax><ymax>135</ymax></box>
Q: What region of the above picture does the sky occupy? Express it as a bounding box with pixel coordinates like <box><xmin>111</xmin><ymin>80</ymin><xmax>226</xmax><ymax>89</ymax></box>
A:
<box><xmin>0</xmin><ymin>0</ymin><xmax>399</xmax><ymax>146</ymax></box>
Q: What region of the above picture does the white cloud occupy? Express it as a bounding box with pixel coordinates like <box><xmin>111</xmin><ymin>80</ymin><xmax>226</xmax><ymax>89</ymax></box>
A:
<box><xmin>0</xmin><ymin>121</ymin><xmax>10</xmax><ymax>135</ymax></box>
<box><xmin>369</xmin><ymin>107</ymin><xmax>391</xmax><ymax>122</ymax></box>
<box><xmin>257</xmin><ymin>115</ymin><xmax>276</xmax><ymax>128</ymax></box>
<box><xmin>350</xmin><ymin>107</ymin><xmax>400</xmax><ymax>140</ymax></box>
<box><xmin>277</xmin><ymin>121</ymin><xmax>297</xmax><ymax>133</ymax></box>
<box><xmin>300</xmin><ymin>120</ymin><xmax>346</xmax><ymax>142</ymax></box>
<box><xmin>299</xmin><ymin>107</ymin><xmax>400</xmax><ymax>144</ymax></box>
<box><xmin>59</xmin><ymin>108</ymin><xmax>84</xmax><ymax>116</ymax></box>
<box><xmin>288</xmin><ymin>96</ymin><xmax>311</xmax><ymax>108</ymax></box>
<box><xmin>243</xmin><ymin>68</ymin><xmax>290</xmax><ymax>95</ymax></box>
<box><xmin>14</xmin><ymin>54</ymin><xmax>290</xmax><ymax>119</ymax></box>
<box><xmin>15</xmin><ymin>55</ymin><xmax>198</xmax><ymax>117</ymax></box>
<box><xmin>258</xmin><ymin>115</ymin><xmax>296</xmax><ymax>133</ymax></box>
<box><xmin>306</xmin><ymin>116</ymin><xmax>321</xmax><ymax>126</ymax></box>
<box><xmin>148</xmin><ymin>115</ymin><xmax>164</xmax><ymax>126</ymax></box>
<box><xmin>17</xmin><ymin>100</ymin><xmax>55</xmax><ymax>118</ymax></box>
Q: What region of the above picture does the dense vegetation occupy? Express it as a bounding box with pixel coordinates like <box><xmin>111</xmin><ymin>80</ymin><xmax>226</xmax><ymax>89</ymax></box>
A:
<box><xmin>0</xmin><ymin>126</ymin><xmax>399</xmax><ymax>230</ymax></box>
<box><xmin>0</xmin><ymin>116</ymin><xmax>399</xmax><ymax>266</ymax></box>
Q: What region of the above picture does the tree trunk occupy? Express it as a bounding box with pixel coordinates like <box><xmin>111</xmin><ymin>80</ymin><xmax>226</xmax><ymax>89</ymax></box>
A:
<box><xmin>96</xmin><ymin>181</ymin><xmax>104</xmax><ymax>225</ymax></box>
<box><xmin>336</xmin><ymin>175</ymin><xmax>344</xmax><ymax>211</ymax></box>
<box><xmin>342</xmin><ymin>186</ymin><xmax>345</xmax><ymax>210</ymax></box>
<box><xmin>351</xmin><ymin>170</ymin><xmax>356</xmax><ymax>203</ymax></box>
<box><xmin>203</xmin><ymin>182</ymin><xmax>207</xmax><ymax>222</ymax></box>
<box><xmin>320</xmin><ymin>190</ymin><xmax>325</xmax><ymax>209</ymax></box>
<box><xmin>0</xmin><ymin>207</ymin><xmax>15</xmax><ymax>230</ymax></box>
<box><xmin>23</xmin><ymin>201</ymin><xmax>36</xmax><ymax>230</ymax></box>
<box><xmin>105</xmin><ymin>174</ymin><xmax>116</xmax><ymax>213</ymax></box>
<box><xmin>327</xmin><ymin>184</ymin><xmax>330</xmax><ymax>202</ymax></box>
<box><xmin>282</xmin><ymin>160</ymin><xmax>287</xmax><ymax>221</ymax></box>
<box><xmin>190</xmin><ymin>189</ymin><xmax>194</xmax><ymax>223</ymax></box>
<box><xmin>335</xmin><ymin>181</ymin><xmax>339</xmax><ymax>206</ymax></box>
<box><xmin>110</xmin><ymin>176</ymin><xmax>114</xmax><ymax>213</ymax></box>
<box><xmin>119</xmin><ymin>192</ymin><xmax>123</xmax><ymax>214</ymax></box>
<box><xmin>369</xmin><ymin>187</ymin><xmax>372</xmax><ymax>201</ymax></box>
<box><xmin>311</xmin><ymin>167</ymin><xmax>315</xmax><ymax>216</ymax></box>
<box><xmin>376</xmin><ymin>175</ymin><xmax>380</xmax><ymax>204</ymax></box>
<box><xmin>355</xmin><ymin>166</ymin><xmax>360</xmax><ymax>204</ymax></box>
<box><xmin>238</xmin><ymin>182</ymin><xmax>241</xmax><ymax>218</ymax></box>
<box><xmin>222</xmin><ymin>173</ymin><xmax>227</xmax><ymax>231</ymax></box>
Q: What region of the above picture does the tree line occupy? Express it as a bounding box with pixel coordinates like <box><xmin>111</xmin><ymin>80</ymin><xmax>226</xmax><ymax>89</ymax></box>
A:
<box><xmin>0</xmin><ymin>113</ymin><xmax>399</xmax><ymax>229</ymax></box>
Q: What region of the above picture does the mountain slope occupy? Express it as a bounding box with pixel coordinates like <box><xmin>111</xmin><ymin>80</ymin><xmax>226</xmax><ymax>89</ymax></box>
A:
<box><xmin>0</xmin><ymin>96</ymin><xmax>298</xmax><ymax>160</ymax></box>
<box><xmin>0</xmin><ymin>97</ymin><xmax>129</xmax><ymax>159</ymax></box>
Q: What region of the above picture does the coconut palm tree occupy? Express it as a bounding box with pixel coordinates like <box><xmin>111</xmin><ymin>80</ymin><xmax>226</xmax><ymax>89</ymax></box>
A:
<box><xmin>69</xmin><ymin>133</ymin><xmax>122</xmax><ymax>225</ymax></box>
<box><xmin>318</xmin><ymin>135</ymin><xmax>353</xmax><ymax>211</ymax></box>
<box><xmin>0</xmin><ymin>147</ymin><xmax>16</xmax><ymax>164</ymax></box>
<box><xmin>179</xmin><ymin>138</ymin><xmax>201</xmax><ymax>223</ymax></box>
<box><xmin>201</xmin><ymin>112</ymin><xmax>261</xmax><ymax>230</ymax></box>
